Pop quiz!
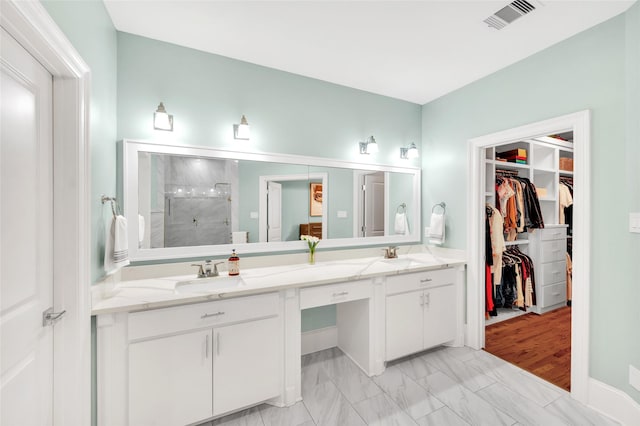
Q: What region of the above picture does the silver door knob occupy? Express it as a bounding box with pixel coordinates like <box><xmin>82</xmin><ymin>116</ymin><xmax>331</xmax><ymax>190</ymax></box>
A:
<box><xmin>42</xmin><ymin>307</ymin><xmax>66</xmax><ymax>326</ymax></box>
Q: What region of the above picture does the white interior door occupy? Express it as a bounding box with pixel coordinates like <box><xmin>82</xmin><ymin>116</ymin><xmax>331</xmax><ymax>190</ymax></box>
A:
<box><xmin>1</xmin><ymin>27</ymin><xmax>55</xmax><ymax>425</ymax></box>
<box><xmin>364</xmin><ymin>172</ymin><xmax>385</xmax><ymax>237</ymax></box>
<box><xmin>267</xmin><ymin>181</ymin><xmax>282</xmax><ymax>242</ymax></box>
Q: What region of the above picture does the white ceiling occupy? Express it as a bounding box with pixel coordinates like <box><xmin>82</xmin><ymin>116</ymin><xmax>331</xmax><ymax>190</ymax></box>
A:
<box><xmin>104</xmin><ymin>0</ymin><xmax>635</xmax><ymax>105</ymax></box>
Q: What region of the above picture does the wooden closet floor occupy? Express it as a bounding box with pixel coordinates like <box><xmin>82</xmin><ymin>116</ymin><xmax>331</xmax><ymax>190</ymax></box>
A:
<box><xmin>484</xmin><ymin>306</ymin><xmax>571</xmax><ymax>391</ymax></box>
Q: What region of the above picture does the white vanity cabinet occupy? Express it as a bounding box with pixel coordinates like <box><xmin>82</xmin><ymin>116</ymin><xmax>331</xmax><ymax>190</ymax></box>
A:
<box><xmin>129</xmin><ymin>329</ymin><xmax>213</xmax><ymax>426</ymax></box>
<box><xmin>212</xmin><ymin>316</ymin><xmax>280</xmax><ymax>415</ymax></box>
<box><xmin>98</xmin><ymin>292</ymin><xmax>282</xmax><ymax>426</ymax></box>
<box><xmin>385</xmin><ymin>268</ymin><xmax>458</xmax><ymax>361</ymax></box>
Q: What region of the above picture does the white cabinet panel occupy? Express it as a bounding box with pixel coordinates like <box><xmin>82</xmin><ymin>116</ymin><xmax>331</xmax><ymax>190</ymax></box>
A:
<box><xmin>385</xmin><ymin>268</ymin><xmax>455</xmax><ymax>295</ymax></box>
<box><xmin>385</xmin><ymin>291</ymin><xmax>423</xmax><ymax>360</ymax></box>
<box><xmin>213</xmin><ymin>316</ymin><xmax>280</xmax><ymax>415</ymax></box>
<box><xmin>423</xmin><ymin>284</ymin><xmax>456</xmax><ymax>349</ymax></box>
<box><xmin>128</xmin><ymin>293</ymin><xmax>279</xmax><ymax>341</ymax></box>
<box><xmin>540</xmin><ymin>282</ymin><xmax>567</xmax><ymax>308</ymax></box>
<box><xmin>540</xmin><ymin>240</ymin><xmax>566</xmax><ymax>263</ymax></box>
<box><xmin>129</xmin><ymin>329</ymin><xmax>213</xmax><ymax>426</ymax></box>
<box><xmin>299</xmin><ymin>279</ymin><xmax>371</xmax><ymax>309</ymax></box>
<box><xmin>541</xmin><ymin>260</ymin><xmax>566</xmax><ymax>285</ymax></box>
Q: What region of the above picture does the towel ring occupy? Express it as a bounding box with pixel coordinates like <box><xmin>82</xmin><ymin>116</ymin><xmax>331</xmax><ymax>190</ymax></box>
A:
<box><xmin>432</xmin><ymin>202</ymin><xmax>446</xmax><ymax>214</ymax></box>
<box><xmin>396</xmin><ymin>203</ymin><xmax>406</xmax><ymax>213</ymax></box>
<box><xmin>101</xmin><ymin>195</ymin><xmax>121</xmax><ymax>217</ymax></box>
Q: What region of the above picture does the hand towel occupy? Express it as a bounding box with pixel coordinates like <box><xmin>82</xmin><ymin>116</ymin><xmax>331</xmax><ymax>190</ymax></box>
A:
<box><xmin>138</xmin><ymin>214</ymin><xmax>145</xmax><ymax>247</ymax></box>
<box><xmin>394</xmin><ymin>212</ymin><xmax>410</xmax><ymax>235</ymax></box>
<box><xmin>428</xmin><ymin>212</ymin><xmax>445</xmax><ymax>245</ymax></box>
<box><xmin>232</xmin><ymin>231</ymin><xmax>249</xmax><ymax>244</ymax></box>
<box><xmin>104</xmin><ymin>215</ymin><xmax>130</xmax><ymax>274</ymax></box>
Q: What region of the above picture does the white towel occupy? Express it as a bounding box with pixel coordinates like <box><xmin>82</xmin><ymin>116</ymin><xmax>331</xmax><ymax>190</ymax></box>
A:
<box><xmin>232</xmin><ymin>231</ymin><xmax>249</xmax><ymax>244</ymax></box>
<box><xmin>104</xmin><ymin>215</ymin><xmax>130</xmax><ymax>274</ymax></box>
<box><xmin>394</xmin><ymin>212</ymin><xmax>410</xmax><ymax>235</ymax></box>
<box><xmin>428</xmin><ymin>212</ymin><xmax>445</xmax><ymax>245</ymax></box>
<box><xmin>138</xmin><ymin>214</ymin><xmax>145</xmax><ymax>247</ymax></box>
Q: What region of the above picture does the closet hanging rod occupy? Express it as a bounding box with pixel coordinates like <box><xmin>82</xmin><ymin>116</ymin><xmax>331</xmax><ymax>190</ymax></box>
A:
<box><xmin>495</xmin><ymin>168</ymin><xmax>520</xmax><ymax>176</ymax></box>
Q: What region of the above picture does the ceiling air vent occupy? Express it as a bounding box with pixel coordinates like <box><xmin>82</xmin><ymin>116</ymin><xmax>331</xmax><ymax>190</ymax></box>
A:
<box><xmin>484</xmin><ymin>0</ymin><xmax>537</xmax><ymax>30</ymax></box>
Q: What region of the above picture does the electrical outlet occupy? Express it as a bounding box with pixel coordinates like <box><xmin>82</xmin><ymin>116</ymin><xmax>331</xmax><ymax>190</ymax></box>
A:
<box><xmin>249</xmin><ymin>211</ymin><xmax>258</xmax><ymax>219</ymax></box>
<box><xmin>630</xmin><ymin>213</ymin><xmax>640</xmax><ymax>233</ymax></box>
<box><xmin>337</xmin><ymin>210</ymin><xmax>347</xmax><ymax>218</ymax></box>
<box><xmin>630</xmin><ymin>365</ymin><xmax>640</xmax><ymax>392</ymax></box>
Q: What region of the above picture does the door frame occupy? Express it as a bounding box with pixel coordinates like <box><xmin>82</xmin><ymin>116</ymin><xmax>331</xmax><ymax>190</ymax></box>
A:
<box><xmin>1</xmin><ymin>1</ymin><xmax>91</xmax><ymax>425</ymax></box>
<box><xmin>258</xmin><ymin>173</ymin><xmax>328</xmax><ymax>242</ymax></box>
<box><xmin>353</xmin><ymin>170</ymin><xmax>389</xmax><ymax>237</ymax></box>
<box><xmin>466</xmin><ymin>110</ymin><xmax>590</xmax><ymax>403</ymax></box>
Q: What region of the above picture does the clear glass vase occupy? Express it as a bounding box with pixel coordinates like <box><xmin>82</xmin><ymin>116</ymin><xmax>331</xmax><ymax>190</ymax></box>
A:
<box><xmin>309</xmin><ymin>250</ymin><xmax>315</xmax><ymax>265</ymax></box>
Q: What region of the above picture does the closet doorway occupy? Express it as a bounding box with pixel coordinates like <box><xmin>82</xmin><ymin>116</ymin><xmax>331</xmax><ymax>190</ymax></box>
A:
<box><xmin>466</xmin><ymin>111</ymin><xmax>591</xmax><ymax>403</ymax></box>
<box><xmin>483</xmin><ymin>133</ymin><xmax>574</xmax><ymax>391</ymax></box>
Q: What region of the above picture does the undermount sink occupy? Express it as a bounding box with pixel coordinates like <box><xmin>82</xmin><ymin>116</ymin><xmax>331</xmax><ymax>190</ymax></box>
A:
<box><xmin>175</xmin><ymin>275</ymin><xmax>245</xmax><ymax>294</ymax></box>
<box><xmin>381</xmin><ymin>258</ymin><xmax>425</xmax><ymax>268</ymax></box>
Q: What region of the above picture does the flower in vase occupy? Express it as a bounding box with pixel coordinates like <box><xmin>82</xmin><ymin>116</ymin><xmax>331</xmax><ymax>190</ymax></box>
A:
<box><xmin>300</xmin><ymin>234</ymin><xmax>320</xmax><ymax>254</ymax></box>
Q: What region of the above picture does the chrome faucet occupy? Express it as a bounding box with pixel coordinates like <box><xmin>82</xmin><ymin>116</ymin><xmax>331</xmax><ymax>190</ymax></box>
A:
<box><xmin>384</xmin><ymin>246</ymin><xmax>398</xmax><ymax>259</ymax></box>
<box><xmin>204</xmin><ymin>260</ymin><xmax>225</xmax><ymax>277</ymax></box>
<box><xmin>191</xmin><ymin>263</ymin><xmax>206</xmax><ymax>278</ymax></box>
<box><xmin>191</xmin><ymin>260</ymin><xmax>224</xmax><ymax>278</ymax></box>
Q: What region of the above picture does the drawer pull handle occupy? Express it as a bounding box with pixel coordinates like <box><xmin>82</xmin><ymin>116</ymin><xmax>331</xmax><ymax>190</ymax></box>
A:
<box><xmin>426</xmin><ymin>293</ymin><xmax>430</xmax><ymax>306</ymax></box>
<box><xmin>332</xmin><ymin>291</ymin><xmax>349</xmax><ymax>297</ymax></box>
<box><xmin>217</xmin><ymin>332</ymin><xmax>220</xmax><ymax>356</ymax></box>
<box><xmin>552</xmin><ymin>292</ymin><xmax>561</xmax><ymax>296</ymax></box>
<box><xmin>420</xmin><ymin>294</ymin><xmax>424</xmax><ymax>306</ymax></box>
<box><xmin>201</xmin><ymin>311</ymin><xmax>225</xmax><ymax>319</ymax></box>
<box><xmin>420</xmin><ymin>278</ymin><xmax>433</xmax><ymax>285</ymax></box>
<box><xmin>205</xmin><ymin>335</ymin><xmax>210</xmax><ymax>359</ymax></box>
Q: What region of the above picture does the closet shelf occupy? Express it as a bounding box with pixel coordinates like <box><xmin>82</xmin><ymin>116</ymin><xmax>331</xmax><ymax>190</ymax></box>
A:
<box><xmin>538</xmin><ymin>197</ymin><xmax>556</xmax><ymax>202</ymax></box>
<box><xmin>559</xmin><ymin>170</ymin><xmax>574</xmax><ymax>176</ymax></box>
<box><xmin>505</xmin><ymin>240</ymin><xmax>529</xmax><ymax>246</ymax></box>
<box><xmin>491</xmin><ymin>160</ymin><xmax>529</xmax><ymax>170</ymax></box>
<box><xmin>485</xmin><ymin>192</ymin><xmax>494</xmax><ymax>197</ymax></box>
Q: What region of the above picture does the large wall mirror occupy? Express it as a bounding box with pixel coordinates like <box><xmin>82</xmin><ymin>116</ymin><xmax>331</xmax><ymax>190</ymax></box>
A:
<box><xmin>123</xmin><ymin>139</ymin><xmax>421</xmax><ymax>261</ymax></box>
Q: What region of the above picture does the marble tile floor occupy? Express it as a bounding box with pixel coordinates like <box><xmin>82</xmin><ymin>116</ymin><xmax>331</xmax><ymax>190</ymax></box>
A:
<box><xmin>199</xmin><ymin>346</ymin><xmax>618</xmax><ymax>426</ymax></box>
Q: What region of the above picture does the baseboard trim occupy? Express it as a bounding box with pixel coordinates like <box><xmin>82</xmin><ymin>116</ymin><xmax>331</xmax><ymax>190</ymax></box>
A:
<box><xmin>301</xmin><ymin>326</ymin><xmax>337</xmax><ymax>355</ymax></box>
<box><xmin>588</xmin><ymin>378</ymin><xmax>640</xmax><ymax>426</ymax></box>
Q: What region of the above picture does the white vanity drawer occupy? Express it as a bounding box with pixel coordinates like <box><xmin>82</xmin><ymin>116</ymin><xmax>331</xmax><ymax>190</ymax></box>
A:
<box><xmin>539</xmin><ymin>282</ymin><xmax>566</xmax><ymax>308</ymax></box>
<box><xmin>539</xmin><ymin>227</ymin><xmax>567</xmax><ymax>241</ymax></box>
<box><xmin>540</xmin><ymin>240</ymin><xmax>567</xmax><ymax>263</ymax></box>
<box><xmin>299</xmin><ymin>279</ymin><xmax>371</xmax><ymax>309</ymax></box>
<box><xmin>128</xmin><ymin>292</ymin><xmax>279</xmax><ymax>341</ymax></box>
<box><xmin>385</xmin><ymin>268</ymin><xmax>456</xmax><ymax>296</ymax></box>
<box><xmin>541</xmin><ymin>260</ymin><xmax>566</xmax><ymax>286</ymax></box>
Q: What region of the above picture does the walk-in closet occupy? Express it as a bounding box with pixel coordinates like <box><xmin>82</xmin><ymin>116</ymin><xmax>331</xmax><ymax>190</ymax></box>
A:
<box><xmin>483</xmin><ymin>132</ymin><xmax>574</xmax><ymax>391</ymax></box>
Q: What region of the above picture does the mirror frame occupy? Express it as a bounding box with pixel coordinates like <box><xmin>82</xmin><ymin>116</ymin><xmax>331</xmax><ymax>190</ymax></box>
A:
<box><xmin>123</xmin><ymin>139</ymin><xmax>421</xmax><ymax>261</ymax></box>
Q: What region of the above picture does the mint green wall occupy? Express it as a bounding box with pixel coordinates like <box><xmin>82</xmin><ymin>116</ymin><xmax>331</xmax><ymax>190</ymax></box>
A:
<box><xmin>422</xmin><ymin>11</ymin><xmax>639</xmax><ymax>403</ymax></box>
<box><xmin>116</xmin><ymin>32</ymin><xmax>421</xmax><ymax>163</ymax></box>
<box><xmin>624</xmin><ymin>1</ymin><xmax>640</xmax><ymax>402</ymax></box>
<box><xmin>42</xmin><ymin>0</ymin><xmax>118</xmax><ymax>285</ymax></box>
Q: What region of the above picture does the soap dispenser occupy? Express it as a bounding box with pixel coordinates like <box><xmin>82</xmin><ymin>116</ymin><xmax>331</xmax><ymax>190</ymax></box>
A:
<box><xmin>228</xmin><ymin>249</ymin><xmax>240</xmax><ymax>276</ymax></box>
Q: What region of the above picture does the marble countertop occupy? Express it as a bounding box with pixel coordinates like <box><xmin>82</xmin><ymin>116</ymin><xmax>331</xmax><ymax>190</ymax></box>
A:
<box><xmin>91</xmin><ymin>252</ymin><xmax>466</xmax><ymax>315</ymax></box>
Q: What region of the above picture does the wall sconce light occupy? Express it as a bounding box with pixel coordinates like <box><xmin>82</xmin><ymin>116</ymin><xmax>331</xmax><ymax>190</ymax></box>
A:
<box><xmin>400</xmin><ymin>142</ymin><xmax>419</xmax><ymax>159</ymax></box>
<box><xmin>359</xmin><ymin>135</ymin><xmax>379</xmax><ymax>155</ymax></box>
<box><xmin>233</xmin><ymin>115</ymin><xmax>251</xmax><ymax>140</ymax></box>
<box><xmin>153</xmin><ymin>102</ymin><xmax>173</xmax><ymax>131</ymax></box>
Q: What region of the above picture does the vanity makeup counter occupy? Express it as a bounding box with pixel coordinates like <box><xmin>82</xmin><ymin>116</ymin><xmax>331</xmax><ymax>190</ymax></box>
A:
<box><xmin>95</xmin><ymin>248</ymin><xmax>466</xmax><ymax>426</ymax></box>
<box><xmin>92</xmin><ymin>251</ymin><xmax>465</xmax><ymax>315</ymax></box>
